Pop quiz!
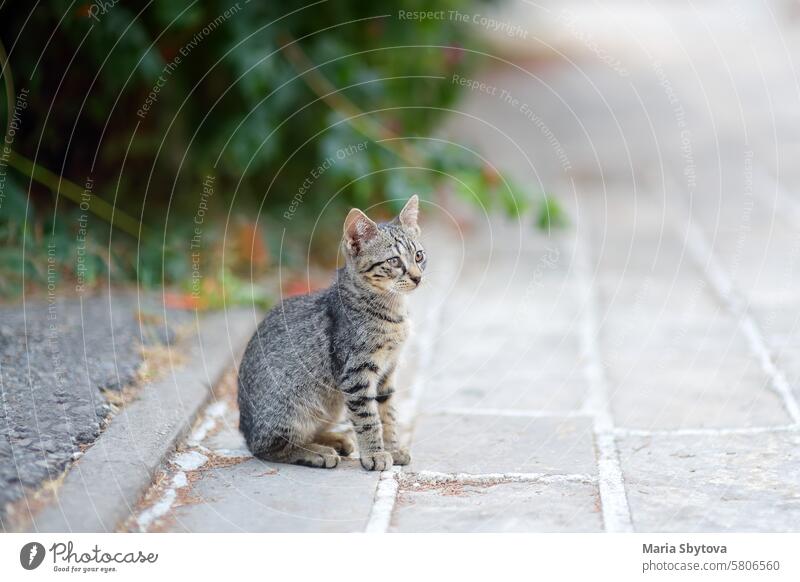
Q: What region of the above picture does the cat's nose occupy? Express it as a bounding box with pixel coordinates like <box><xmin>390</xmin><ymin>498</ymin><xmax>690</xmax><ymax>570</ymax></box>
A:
<box><xmin>410</xmin><ymin>274</ymin><xmax>421</xmax><ymax>286</ymax></box>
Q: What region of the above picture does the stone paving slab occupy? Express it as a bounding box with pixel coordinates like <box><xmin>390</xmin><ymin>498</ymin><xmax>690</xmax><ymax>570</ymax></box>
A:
<box><xmin>435</xmin><ymin>329</ymin><xmax>565</xmax><ymax>358</ymax></box>
<box><xmin>756</xmin><ymin>307</ymin><xmax>800</xmax><ymax>339</ymax></box>
<box><xmin>458</xmin><ymin>242</ymin><xmax>572</xmax><ymax>266</ymax></box>
<box><xmin>435</xmin><ymin>331</ymin><xmax>581</xmax><ymax>366</ymax></box>
<box><xmin>390</xmin><ymin>480</ymin><xmax>602</xmax><ymax>533</ymax></box>
<box><xmin>603</xmin><ymin>316</ymin><xmax>791</xmax><ymax>429</ymax></box>
<box><xmin>593</xmin><ymin>237</ymin><xmax>698</xmax><ymax>276</ymax></box>
<box><xmin>768</xmin><ymin>357</ymin><xmax>800</xmax><ymax>406</ymax></box>
<box><xmin>409</xmin><ymin>414</ymin><xmax>596</xmax><ymax>475</ymax></box>
<box><xmin>442</xmin><ymin>297</ymin><xmax>582</xmax><ymax>334</ymax></box>
<box><xmin>130</xmin><ymin>382</ymin><xmax>381</xmax><ymax>533</ymax></box>
<box><xmin>710</xmin><ymin>233</ymin><xmax>800</xmax><ymax>311</ymax></box>
<box><xmin>607</xmin><ymin>342</ymin><xmax>766</xmax><ymax>376</ymax></box>
<box><xmin>691</xmin><ymin>195</ymin><xmax>796</xmax><ymax>239</ymax></box>
<box><xmin>433</xmin><ymin>331</ymin><xmax>584</xmax><ymax>381</ymax></box>
<box><xmin>596</xmin><ymin>275</ymin><xmax>723</xmax><ymax>324</ymax></box>
<box><xmin>754</xmin><ymin>307</ymin><xmax>800</xmax><ymax>404</ymax></box>
<box><xmin>166</xmin><ymin>459</ymin><xmax>379</xmax><ymax>533</ymax></box>
<box><xmin>453</xmin><ymin>250</ymin><xmax>574</xmax><ymax>276</ymax></box>
<box><xmin>618</xmin><ymin>432</ymin><xmax>800</xmax><ymax>532</ymax></box>
<box><xmin>609</xmin><ymin>369</ymin><xmax>791</xmax><ymax>429</ymax></box>
<box><xmin>446</xmin><ymin>282</ymin><xmax>582</xmax><ymax>313</ymax></box>
<box><xmin>422</xmin><ymin>369</ymin><xmax>588</xmax><ymax>412</ymax></box>
<box><xmin>602</xmin><ymin>321</ymin><xmax>754</xmax><ymax>357</ymax></box>
<box><xmin>437</xmin><ymin>317</ymin><xmax>583</xmax><ymax>345</ymax></box>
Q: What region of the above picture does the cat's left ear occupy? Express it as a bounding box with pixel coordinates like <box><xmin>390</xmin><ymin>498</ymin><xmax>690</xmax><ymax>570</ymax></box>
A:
<box><xmin>398</xmin><ymin>195</ymin><xmax>420</xmax><ymax>235</ymax></box>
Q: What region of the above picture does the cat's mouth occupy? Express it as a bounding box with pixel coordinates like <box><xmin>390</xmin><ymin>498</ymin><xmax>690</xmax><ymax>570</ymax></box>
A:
<box><xmin>393</xmin><ymin>280</ymin><xmax>421</xmax><ymax>293</ymax></box>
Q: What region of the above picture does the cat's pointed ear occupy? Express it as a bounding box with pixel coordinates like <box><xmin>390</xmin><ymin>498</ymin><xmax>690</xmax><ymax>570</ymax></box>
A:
<box><xmin>344</xmin><ymin>208</ymin><xmax>378</xmax><ymax>255</ymax></box>
<box><xmin>398</xmin><ymin>195</ymin><xmax>420</xmax><ymax>234</ymax></box>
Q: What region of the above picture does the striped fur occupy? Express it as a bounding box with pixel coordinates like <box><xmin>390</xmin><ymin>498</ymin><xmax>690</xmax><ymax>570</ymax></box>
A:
<box><xmin>238</xmin><ymin>196</ymin><xmax>424</xmax><ymax>470</ymax></box>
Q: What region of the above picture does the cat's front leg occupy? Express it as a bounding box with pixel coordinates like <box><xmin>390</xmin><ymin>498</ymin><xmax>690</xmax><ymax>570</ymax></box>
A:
<box><xmin>340</xmin><ymin>361</ymin><xmax>392</xmax><ymax>471</ymax></box>
<box><xmin>376</xmin><ymin>366</ymin><xmax>410</xmax><ymax>465</ymax></box>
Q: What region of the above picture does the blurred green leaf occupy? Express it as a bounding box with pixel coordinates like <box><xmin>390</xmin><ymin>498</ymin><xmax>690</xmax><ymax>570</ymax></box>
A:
<box><xmin>536</xmin><ymin>195</ymin><xmax>568</xmax><ymax>231</ymax></box>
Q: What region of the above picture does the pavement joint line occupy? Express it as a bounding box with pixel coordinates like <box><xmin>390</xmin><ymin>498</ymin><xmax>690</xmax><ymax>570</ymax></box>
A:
<box><xmin>574</xmin><ymin>227</ymin><xmax>635</xmax><ymax>533</ymax></box>
<box><xmin>132</xmin><ymin>400</ymin><xmax>229</xmax><ymax>531</ymax></box>
<box><xmin>364</xmin><ymin>466</ymin><xmax>401</xmax><ymax>533</ymax></box>
<box><xmin>364</xmin><ymin>260</ymin><xmax>450</xmax><ymax>533</ymax></box>
<box><xmin>186</xmin><ymin>400</ymin><xmax>228</xmax><ymax>447</ymax></box>
<box><xmin>135</xmin><ymin>471</ymin><xmax>189</xmax><ymax>532</ymax></box>
<box><xmin>613</xmin><ymin>424</ymin><xmax>800</xmax><ymax>437</ymax></box>
<box><xmin>434</xmin><ymin>407</ymin><xmax>590</xmax><ymax>418</ymax></box>
<box><xmin>678</xmin><ymin>189</ymin><xmax>800</xmax><ymax>425</ymax></box>
<box><xmin>400</xmin><ymin>471</ymin><xmax>597</xmax><ymax>485</ymax></box>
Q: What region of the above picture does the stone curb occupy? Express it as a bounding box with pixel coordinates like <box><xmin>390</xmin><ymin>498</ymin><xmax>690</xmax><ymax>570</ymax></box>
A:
<box><xmin>27</xmin><ymin>308</ymin><xmax>258</xmax><ymax>532</ymax></box>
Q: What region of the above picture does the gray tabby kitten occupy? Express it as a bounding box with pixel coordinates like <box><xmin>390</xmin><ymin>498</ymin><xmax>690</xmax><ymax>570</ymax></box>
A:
<box><xmin>238</xmin><ymin>196</ymin><xmax>426</xmax><ymax>471</ymax></box>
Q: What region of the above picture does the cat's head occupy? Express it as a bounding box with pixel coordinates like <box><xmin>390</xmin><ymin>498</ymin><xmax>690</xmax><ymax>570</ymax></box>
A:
<box><xmin>342</xmin><ymin>195</ymin><xmax>426</xmax><ymax>294</ymax></box>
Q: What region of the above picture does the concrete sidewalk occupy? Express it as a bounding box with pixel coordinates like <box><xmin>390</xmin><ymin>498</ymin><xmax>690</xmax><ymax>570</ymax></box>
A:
<box><xmin>128</xmin><ymin>225</ymin><xmax>614</xmax><ymax>533</ymax></box>
<box><xmin>128</xmin><ymin>200</ymin><xmax>799</xmax><ymax>532</ymax></box>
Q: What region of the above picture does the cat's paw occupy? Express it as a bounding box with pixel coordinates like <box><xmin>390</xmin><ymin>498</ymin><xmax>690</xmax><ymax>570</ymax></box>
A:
<box><xmin>293</xmin><ymin>448</ymin><xmax>340</xmax><ymax>469</ymax></box>
<box><xmin>359</xmin><ymin>451</ymin><xmax>393</xmax><ymax>471</ymax></box>
<box><xmin>315</xmin><ymin>432</ymin><xmax>356</xmax><ymax>457</ymax></box>
<box><xmin>332</xmin><ymin>435</ymin><xmax>356</xmax><ymax>457</ymax></box>
<box><xmin>390</xmin><ymin>448</ymin><xmax>411</xmax><ymax>465</ymax></box>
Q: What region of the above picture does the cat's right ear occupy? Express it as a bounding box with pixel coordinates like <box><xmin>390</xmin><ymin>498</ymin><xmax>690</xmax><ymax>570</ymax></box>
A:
<box><xmin>344</xmin><ymin>208</ymin><xmax>378</xmax><ymax>255</ymax></box>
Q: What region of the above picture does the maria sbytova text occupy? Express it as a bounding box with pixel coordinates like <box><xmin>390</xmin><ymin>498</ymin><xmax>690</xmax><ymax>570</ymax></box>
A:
<box><xmin>644</xmin><ymin>543</ymin><xmax>727</xmax><ymax>557</ymax></box>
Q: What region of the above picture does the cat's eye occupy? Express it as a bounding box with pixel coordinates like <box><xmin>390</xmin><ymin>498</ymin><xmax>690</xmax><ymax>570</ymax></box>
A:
<box><xmin>387</xmin><ymin>257</ymin><xmax>401</xmax><ymax>267</ymax></box>
<box><xmin>415</xmin><ymin>250</ymin><xmax>425</xmax><ymax>263</ymax></box>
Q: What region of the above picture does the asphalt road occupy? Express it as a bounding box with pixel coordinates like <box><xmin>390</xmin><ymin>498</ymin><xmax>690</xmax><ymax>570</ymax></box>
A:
<box><xmin>0</xmin><ymin>290</ymin><xmax>187</xmax><ymax>528</ymax></box>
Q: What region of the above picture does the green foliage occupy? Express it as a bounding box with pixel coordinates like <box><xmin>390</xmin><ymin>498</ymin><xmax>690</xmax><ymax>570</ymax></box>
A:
<box><xmin>0</xmin><ymin>175</ymin><xmax>29</xmax><ymax>296</ymax></box>
<box><xmin>0</xmin><ymin>1</ymin><xmax>564</xmax><ymax>302</ymax></box>
<box><xmin>537</xmin><ymin>195</ymin><xmax>568</xmax><ymax>231</ymax></box>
